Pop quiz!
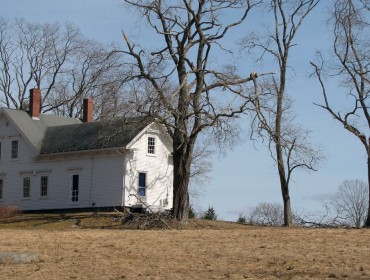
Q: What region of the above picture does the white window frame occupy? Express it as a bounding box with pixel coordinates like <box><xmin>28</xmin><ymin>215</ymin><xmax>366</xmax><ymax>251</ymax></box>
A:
<box><xmin>0</xmin><ymin>178</ymin><xmax>3</xmax><ymax>200</ymax></box>
<box><xmin>11</xmin><ymin>140</ymin><xmax>18</xmax><ymax>159</ymax></box>
<box><xmin>147</xmin><ymin>136</ymin><xmax>156</xmax><ymax>155</ymax></box>
<box><xmin>138</xmin><ymin>172</ymin><xmax>147</xmax><ymax>197</ymax></box>
<box><xmin>40</xmin><ymin>176</ymin><xmax>48</xmax><ymax>198</ymax></box>
<box><xmin>71</xmin><ymin>174</ymin><xmax>79</xmax><ymax>203</ymax></box>
<box><xmin>23</xmin><ymin>177</ymin><xmax>31</xmax><ymax>198</ymax></box>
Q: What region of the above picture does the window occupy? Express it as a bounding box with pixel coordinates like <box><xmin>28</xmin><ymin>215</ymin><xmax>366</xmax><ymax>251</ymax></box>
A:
<box><xmin>11</xmin><ymin>140</ymin><xmax>18</xmax><ymax>159</ymax></box>
<box><xmin>71</xmin><ymin>175</ymin><xmax>79</xmax><ymax>202</ymax></box>
<box><xmin>40</xmin><ymin>176</ymin><xmax>48</xmax><ymax>197</ymax></box>
<box><xmin>0</xmin><ymin>179</ymin><xmax>3</xmax><ymax>199</ymax></box>
<box><xmin>138</xmin><ymin>172</ymin><xmax>146</xmax><ymax>197</ymax></box>
<box><xmin>23</xmin><ymin>177</ymin><xmax>30</xmax><ymax>198</ymax></box>
<box><xmin>148</xmin><ymin>136</ymin><xmax>155</xmax><ymax>154</ymax></box>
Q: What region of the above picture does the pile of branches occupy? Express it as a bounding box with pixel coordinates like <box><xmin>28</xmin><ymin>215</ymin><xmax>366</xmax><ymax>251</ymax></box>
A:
<box><xmin>114</xmin><ymin>208</ymin><xmax>172</xmax><ymax>230</ymax></box>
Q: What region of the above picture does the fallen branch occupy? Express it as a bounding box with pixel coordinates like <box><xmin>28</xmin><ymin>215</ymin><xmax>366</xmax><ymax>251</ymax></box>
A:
<box><xmin>129</xmin><ymin>194</ymin><xmax>171</xmax><ymax>230</ymax></box>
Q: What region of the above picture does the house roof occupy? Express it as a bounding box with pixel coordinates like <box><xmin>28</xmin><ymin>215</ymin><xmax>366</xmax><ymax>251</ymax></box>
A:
<box><xmin>1</xmin><ymin>107</ymin><xmax>154</xmax><ymax>155</ymax></box>
<box><xmin>1</xmin><ymin>108</ymin><xmax>81</xmax><ymax>152</ymax></box>
<box><xmin>40</xmin><ymin>117</ymin><xmax>153</xmax><ymax>154</ymax></box>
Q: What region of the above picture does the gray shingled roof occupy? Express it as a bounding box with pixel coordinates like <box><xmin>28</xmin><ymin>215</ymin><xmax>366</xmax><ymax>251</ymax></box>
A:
<box><xmin>40</xmin><ymin>117</ymin><xmax>153</xmax><ymax>154</ymax></box>
<box><xmin>1</xmin><ymin>108</ymin><xmax>81</xmax><ymax>152</ymax></box>
<box><xmin>1</xmin><ymin>108</ymin><xmax>153</xmax><ymax>155</ymax></box>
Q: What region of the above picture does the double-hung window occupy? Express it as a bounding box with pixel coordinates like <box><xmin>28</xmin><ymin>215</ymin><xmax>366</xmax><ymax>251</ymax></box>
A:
<box><xmin>23</xmin><ymin>177</ymin><xmax>30</xmax><ymax>198</ymax></box>
<box><xmin>71</xmin><ymin>175</ymin><xmax>79</xmax><ymax>202</ymax></box>
<box><xmin>0</xmin><ymin>179</ymin><xmax>3</xmax><ymax>200</ymax></box>
<box><xmin>11</xmin><ymin>140</ymin><xmax>18</xmax><ymax>159</ymax></box>
<box><xmin>148</xmin><ymin>137</ymin><xmax>155</xmax><ymax>155</ymax></box>
<box><xmin>40</xmin><ymin>176</ymin><xmax>48</xmax><ymax>197</ymax></box>
<box><xmin>138</xmin><ymin>172</ymin><xmax>146</xmax><ymax>197</ymax></box>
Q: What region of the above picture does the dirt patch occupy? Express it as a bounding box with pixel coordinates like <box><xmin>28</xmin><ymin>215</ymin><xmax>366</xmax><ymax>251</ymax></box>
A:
<box><xmin>0</xmin><ymin>222</ymin><xmax>369</xmax><ymax>279</ymax></box>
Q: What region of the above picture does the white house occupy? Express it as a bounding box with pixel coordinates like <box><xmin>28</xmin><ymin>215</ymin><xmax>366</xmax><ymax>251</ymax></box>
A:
<box><xmin>0</xmin><ymin>88</ymin><xmax>173</xmax><ymax>212</ymax></box>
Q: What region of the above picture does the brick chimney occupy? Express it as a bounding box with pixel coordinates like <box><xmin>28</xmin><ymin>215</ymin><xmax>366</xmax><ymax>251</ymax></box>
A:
<box><xmin>29</xmin><ymin>88</ymin><xmax>41</xmax><ymax>119</ymax></box>
<box><xmin>83</xmin><ymin>98</ymin><xmax>94</xmax><ymax>123</ymax></box>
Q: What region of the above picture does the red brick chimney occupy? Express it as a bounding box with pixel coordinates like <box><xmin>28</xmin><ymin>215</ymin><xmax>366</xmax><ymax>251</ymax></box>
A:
<box><xmin>83</xmin><ymin>98</ymin><xmax>94</xmax><ymax>123</ymax></box>
<box><xmin>29</xmin><ymin>88</ymin><xmax>41</xmax><ymax>119</ymax></box>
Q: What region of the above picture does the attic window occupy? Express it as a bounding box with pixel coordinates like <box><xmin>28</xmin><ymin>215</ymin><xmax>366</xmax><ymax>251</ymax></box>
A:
<box><xmin>148</xmin><ymin>136</ymin><xmax>155</xmax><ymax>155</ymax></box>
<box><xmin>11</xmin><ymin>140</ymin><xmax>18</xmax><ymax>159</ymax></box>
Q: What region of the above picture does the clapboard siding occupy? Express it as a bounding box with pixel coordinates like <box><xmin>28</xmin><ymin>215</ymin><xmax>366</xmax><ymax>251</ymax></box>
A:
<box><xmin>124</xmin><ymin>123</ymin><xmax>173</xmax><ymax>210</ymax></box>
<box><xmin>0</xmin><ymin>112</ymin><xmax>173</xmax><ymax>211</ymax></box>
<box><xmin>0</xmin><ymin>155</ymin><xmax>125</xmax><ymax>210</ymax></box>
<box><xmin>88</xmin><ymin>156</ymin><xmax>125</xmax><ymax>207</ymax></box>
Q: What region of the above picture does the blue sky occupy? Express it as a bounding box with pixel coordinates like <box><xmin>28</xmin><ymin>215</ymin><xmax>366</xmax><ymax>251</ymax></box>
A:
<box><xmin>0</xmin><ymin>0</ymin><xmax>366</xmax><ymax>221</ymax></box>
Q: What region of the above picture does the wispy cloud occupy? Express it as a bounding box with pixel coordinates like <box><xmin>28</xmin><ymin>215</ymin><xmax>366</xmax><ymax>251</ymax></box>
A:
<box><xmin>302</xmin><ymin>193</ymin><xmax>335</xmax><ymax>202</ymax></box>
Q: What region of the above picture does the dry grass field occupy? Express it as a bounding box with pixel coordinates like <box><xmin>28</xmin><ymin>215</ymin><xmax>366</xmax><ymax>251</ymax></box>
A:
<box><xmin>0</xmin><ymin>214</ymin><xmax>369</xmax><ymax>279</ymax></box>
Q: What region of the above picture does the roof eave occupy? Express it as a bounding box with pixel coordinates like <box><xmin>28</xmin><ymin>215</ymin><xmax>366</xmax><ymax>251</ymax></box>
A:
<box><xmin>36</xmin><ymin>147</ymin><xmax>130</xmax><ymax>161</ymax></box>
<box><xmin>125</xmin><ymin>122</ymin><xmax>154</xmax><ymax>149</ymax></box>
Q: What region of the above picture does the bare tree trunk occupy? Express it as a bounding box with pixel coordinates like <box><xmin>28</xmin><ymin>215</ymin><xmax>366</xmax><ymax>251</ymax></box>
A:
<box><xmin>276</xmin><ymin>142</ymin><xmax>292</xmax><ymax>226</ymax></box>
<box><xmin>282</xmin><ymin>183</ymin><xmax>292</xmax><ymax>226</ymax></box>
<box><xmin>172</xmin><ymin>131</ymin><xmax>193</xmax><ymax>223</ymax></box>
<box><xmin>275</xmin><ymin>60</ymin><xmax>292</xmax><ymax>227</ymax></box>
<box><xmin>246</xmin><ymin>0</ymin><xmax>320</xmax><ymax>227</ymax></box>
<box><xmin>172</xmin><ymin>172</ymin><xmax>190</xmax><ymax>222</ymax></box>
<box><xmin>366</xmin><ymin>141</ymin><xmax>370</xmax><ymax>227</ymax></box>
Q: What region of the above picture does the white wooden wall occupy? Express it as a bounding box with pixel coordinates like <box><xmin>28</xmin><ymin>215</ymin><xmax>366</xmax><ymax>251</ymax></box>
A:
<box><xmin>0</xmin><ymin>114</ymin><xmax>173</xmax><ymax>211</ymax></box>
<box><xmin>0</xmin><ymin>114</ymin><xmax>124</xmax><ymax>210</ymax></box>
<box><xmin>124</xmin><ymin>123</ymin><xmax>173</xmax><ymax>211</ymax></box>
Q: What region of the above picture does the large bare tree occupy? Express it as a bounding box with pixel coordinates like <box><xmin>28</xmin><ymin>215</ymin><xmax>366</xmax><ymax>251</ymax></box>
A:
<box><xmin>0</xmin><ymin>18</ymin><xmax>125</xmax><ymax>119</ymax></box>
<box><xmin>243</xmin><ymin>0</ymin><xmax>321</xmax><ymax>226</ymax></box>
<box><xmin>121</xmin><ymin>0</ymin><xmax>265</xmax><ymax>222</ymax></box>
<box><xmin>311</xmin><ymin>0</ymin><xmax>370</xmax><ymax>227</ymax></box>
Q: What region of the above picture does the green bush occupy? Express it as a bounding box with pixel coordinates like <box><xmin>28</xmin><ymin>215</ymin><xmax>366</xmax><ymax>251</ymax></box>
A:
<box><xmin>201</xmin><ymin>206</ymin><xmax>217</xmax><ymax>220</ymax></box>
<box><xmin>188</xmin><ymin>205</ymin><xmax>197</xmax><ymax>219</ymax></box>
<box><xmin>236</xmin><ymin>214</ymin><xmax>247</xmax><ymax>224</ymax></box>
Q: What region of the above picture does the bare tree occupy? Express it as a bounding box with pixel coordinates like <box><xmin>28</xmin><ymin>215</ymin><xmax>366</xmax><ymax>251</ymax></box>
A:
<box><xmin>0</xmin><ymin>18</ymin><xmax>126</xmax><ymax>119</ymax></box>
<box><xmin>120</xmin><ymin>0</ymin><xmax>268</xmax><ymax>223</ymax></box>
<box><xmin>311</xmin><ymin>0</ymin><xmax>370</xmax><ymax>227</ymax></box>
<box><xmin>247</xmin><ymin>202</ymin><xmax>284</xmax><ymax>226</ymax></box>
<box><xmin>295</xmin><ymin>181</ymin><xmax>368</xmax><ymax>228</ymax></box>
<box><xmin>0</xmin><ymin>19</ymin><xmax>82</xmax><ymax>109</ymax></box>
<box><xmin>47</xmin><ymin>41</ymin><xmax>126</xmax><ymax>119</ymax></box>
<box><xmin>242</xmin><ymin>0</ymin><xmax>321</xmax><ymax>226</ymax></box>
<box><xmin>189</xmin><ymin>140</ymin><xmax>213</xmax><ymax>187</ymax></box>
<box><xmin>332</xmin><ymin>180</ymin><xmax>369</xmax><ymax>228</ymax></box>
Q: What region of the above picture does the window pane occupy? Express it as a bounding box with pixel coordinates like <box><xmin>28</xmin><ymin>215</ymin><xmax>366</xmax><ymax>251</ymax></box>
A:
<box><xmin>23</xmin><ymin>177</ymin><xmax>30</xmax><ymax>198</ymax></box>
<box><xmin>72</xmin><ymin>175</ymin><xmax>79</xmax><ymax>202</ymax></box>
<box><xmin>148</xmin><ymin>137</ymin><xmax>155</xmax><ymax>154</ymax></box>
<box><xmin>0</xmin><ymin>179</ymin><xmax>3</xmax><ymax>199</ymax></box>
<box><xmin>40</xmin><ymin>176</ymin><xmax>48</xmax><ymax>197</ymax></box>
<box><xmin>138</xmin><ymin>173</ymin><xmax>146</xmax><ymax>196</ymax></box>
<box><xmin>11</xmin><ymin>140</ymin><xmax>18</xmax><ymax>159</ymax></box>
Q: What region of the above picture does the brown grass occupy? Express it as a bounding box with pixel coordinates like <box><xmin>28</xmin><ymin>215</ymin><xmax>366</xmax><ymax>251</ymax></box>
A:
<box><xmin>0</xmin><ymin>215</ymin><xmax>369</xmax><ymax>279</ymax></box>
<box><xmin>0</xmin><ymin>205</ymin><xmax>21</xmax><ymax>218</ymax></box>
